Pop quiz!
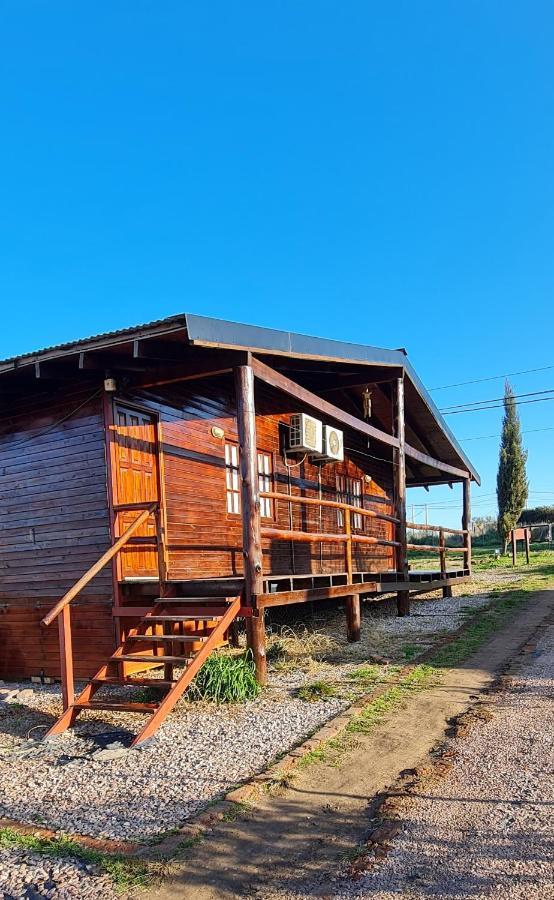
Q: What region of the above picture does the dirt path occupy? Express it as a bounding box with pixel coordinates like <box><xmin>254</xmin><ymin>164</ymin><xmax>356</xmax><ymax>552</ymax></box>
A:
<box><xmin>147</xmin><ymin>589</ymin><xmax>554</xmax><ymax>900</ymax></box>
<box><xmin>338</xmin><ymin>618</ymin><xmax>554</xmax><ymax>900</ymax></box>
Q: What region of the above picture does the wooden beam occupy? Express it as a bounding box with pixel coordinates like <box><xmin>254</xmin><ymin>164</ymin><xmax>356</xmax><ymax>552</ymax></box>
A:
<box><xmin>58</xmin><ymin>606</ymin><xmax>75</xmax><ymax>710</ymax></box>
<box><xmin>250</xmin><ymin>357</ymin><xmax>400</xmax><ymax>449</ymax></box>
<box><xmin>463</xmin><ymin>478</ymin><xmax>472</xmax><ymax>571</ymax></box>
<box><xmin>235</xmin><ymin>364</ymin><xmax>266</xmax><ymax>683</ymax></box>
<box><xmin>258</xmin><ymin>582</ymin><xmax>379</xmax><ymax>608</ymax></box>
<box><xmin>394</xmin><ymin>376</ymin><xmax>409</xmax><ymax>617</ymax></box>
<box><xmin>404</xmin><ymin>443</ymin><xmax>469</xmax><ymax>480</ymax></box>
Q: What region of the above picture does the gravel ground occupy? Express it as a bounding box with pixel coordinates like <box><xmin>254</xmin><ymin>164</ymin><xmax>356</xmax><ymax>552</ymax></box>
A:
<box><xmin>0</xmin><ymin>693</ymin><xmax>346</xmax><ymax>841</ymax></box>
<box><xmin>340</xmin><ymin>621</ymin><xmax>554</xmax><ymax>900</ymax></box>
<box><xmin>0</xmin><ymin>847</ymin><xmax>118</xmax><ymax>900</ymax></box>
<box><xmin>0</xmin><ymin>578</ymin><xmax>516</xmax><ymax>846</ymax></box>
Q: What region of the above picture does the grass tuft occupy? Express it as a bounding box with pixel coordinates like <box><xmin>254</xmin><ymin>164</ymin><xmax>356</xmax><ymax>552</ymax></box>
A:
<box><xmin>296</xmin><ymin>680</ymin><xmax>337</xmax><ymax>702</ymax></box>
<box><xmin>189</xmin><ymin>649</ymin><xmax>260</xmax><ymax>703</ymax></box>
<box><xmin>0</xmin><ymin>828</ymin><xmax>152</xmax><ymax>891</ymax></box>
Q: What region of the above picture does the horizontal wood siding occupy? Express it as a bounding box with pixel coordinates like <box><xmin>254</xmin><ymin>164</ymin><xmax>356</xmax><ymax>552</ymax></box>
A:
<box><xmin>123</xmin><ymin>375</ymin><xmax>395</xmax><ymax>581</ymax></box>
<box><xmin>0</xmin><ymin>382</ymin><xmax>114</xmax><ymax>678</ymax></box>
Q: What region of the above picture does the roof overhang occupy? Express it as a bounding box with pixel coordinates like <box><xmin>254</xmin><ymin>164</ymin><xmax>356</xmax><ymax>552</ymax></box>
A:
<box><xmin>0</xmin><ymin>312</ymin><xmax>480</xmax><ymax>485</ymax></box>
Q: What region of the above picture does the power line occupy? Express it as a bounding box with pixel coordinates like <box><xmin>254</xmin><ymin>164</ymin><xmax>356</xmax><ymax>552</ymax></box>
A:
<box><xmin>460</xmin><ymin>426</ymin><xmax>554</xmax><ymax>442</ymax></box>
<box><xmin>444</xmin><ymin>396</ymin><xmax>554</xmax><ymax>415</ymax></box>
<box><xmin>439</xmin><ymin>387</ymin><xmax>554</xmax><ymax>412</ymax></box>
<box><xmin>429</xmin><ymin>364</ymin><xmax>554</xmax><ymax>391</ymax></box>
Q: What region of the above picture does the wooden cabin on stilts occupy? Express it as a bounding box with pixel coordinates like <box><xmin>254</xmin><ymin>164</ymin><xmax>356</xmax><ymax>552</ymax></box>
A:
<box><xmin>0</xmin><ymin>314</ymin><xmax>479</xmax><ymax>745</ymax></box>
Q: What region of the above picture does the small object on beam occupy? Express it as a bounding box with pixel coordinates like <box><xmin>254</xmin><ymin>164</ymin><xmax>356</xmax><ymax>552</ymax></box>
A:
<box><xmin>211</xmin><ymin>425</ymin><xmax>225</xmax><ymax>439</ymax></box>
<box><xmin>362</xmin><ymin>386</ymin><xmax>372</xmax><ymax>420</ymax></box>
<box><xmin>104</xmin><ymin>377</ymin><xmax>117</xmax><ymax>392</ymax></box>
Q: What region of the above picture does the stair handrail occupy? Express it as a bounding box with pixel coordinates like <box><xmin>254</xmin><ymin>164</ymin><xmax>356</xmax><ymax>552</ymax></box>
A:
<box><xmin>41</xmin><ymin>502</ymin><xmax>158</xmax><ymax>627</ymax></box>
<box><xmin>41</xmin><ymin>502</ymin><xmax>158</xmax><ymax>712</ymax></box>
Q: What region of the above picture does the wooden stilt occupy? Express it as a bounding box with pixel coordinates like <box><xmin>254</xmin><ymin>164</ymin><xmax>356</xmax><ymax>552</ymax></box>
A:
<box><xmin>344</xmin><ymin>508</ymin><xmax>361</xmax><ymax>641</ymax></box>
<box><xmin>246</xmin><ymin>611</ymin><xmax>267</xmax><ymax>683</ymax></box>
<box><xmin>397</xmin><ymin>591</ymin><xmax>410</xmax><ymax>617</ymax></box>
<box><xmin>462</xmin><ymin>478</ymin><xmax>472</xmax><ymax>572</ymax></box>
<box><xmin>234</xmin><ymin>364</ymin><xmax>266</xmax><ymax>684</ymax></box>
<box><xmin>394</xmin><ymin>376</ymin><xmax>409</xmax><ymax>617</ymax></box>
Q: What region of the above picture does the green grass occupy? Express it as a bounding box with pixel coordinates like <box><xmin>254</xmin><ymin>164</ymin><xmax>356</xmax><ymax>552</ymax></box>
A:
<box><xmin>295</xmin><ymin>552</ymin><xmax>554</xmax><ymax>771</ymax></box>
<box><xmin>189</xmin><ymin>649</ymin><xmax>260</xmax><ymax>703</ymax></box>
<box><xmin>0</xmin><ymin>828</ymin><xmax>152</xmax><ymax>892</ymax></box>
<box><xmin>296</xmin><ymin>680</ymin><xmax>337</xmax><ymax>702</ymax></box>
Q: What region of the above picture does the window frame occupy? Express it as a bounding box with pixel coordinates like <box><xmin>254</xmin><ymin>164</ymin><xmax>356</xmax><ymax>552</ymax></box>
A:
<box><xmin>336</xmin><ymin>475</ymin><xmax>364</xmax><ymax>531</ymax></box>
<box><xmin>224</xmin><ymin>443</ymin><xmax>275</xmax><ymax>520</ymax></box>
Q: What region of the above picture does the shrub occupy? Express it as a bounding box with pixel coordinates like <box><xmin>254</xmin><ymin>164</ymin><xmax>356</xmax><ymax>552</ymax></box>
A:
<box><xmin>190</xmin><ymin>650</ymin><xmax>260</xmax><ymax>703</ymax></box>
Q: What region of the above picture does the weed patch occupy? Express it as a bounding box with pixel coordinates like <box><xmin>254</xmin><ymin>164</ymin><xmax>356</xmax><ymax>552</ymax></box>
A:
<box><xmin>0</xmin><ymin>828</ymin><xmax>153</xmax><ymax>892</ymax></box>
<box><xmin>296</xmin><ymin>681</ymin><xmax>337</xmax><ymax>702</ymax></box>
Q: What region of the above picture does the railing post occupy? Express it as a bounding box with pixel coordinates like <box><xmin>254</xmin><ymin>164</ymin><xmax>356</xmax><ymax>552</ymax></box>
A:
<box><xmin>394</xmin><ymin>376</ymin><xmax>410</xmax><ymax>616</ymax></box>
<box><xmin>344</xmin><ymin>506</ymin><xmax>360</xmax><ymax>642</ymax></box>
<box><xmin>439</xmin><ymin>528</ymin><xmax>452</xmax><ymax>598</ymax></box>
<box><xmin>58</xmin><ymin>605</ymin><xmax>75</xmax><ymax>710</ymax></box>
<box><xmin>235</xmin><ymin>364</ymin><xmax>266</xmax><ymax>684</ymax></box>
<box><xmin>462</xmin><ymin>477</ymin><xmax>472</xmax><ymax>572</ymax></box>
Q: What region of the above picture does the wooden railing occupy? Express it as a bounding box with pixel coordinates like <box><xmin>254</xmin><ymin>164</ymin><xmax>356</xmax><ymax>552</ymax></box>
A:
<box><xmin>259</xmin><ymin>491</ymin><xmax>400</xmax><ymax>586</ymax></box>
<box><xmin>405</xmin><ymin>520</ymin><xmax>470</xmax><ymax>575</ymax></box>
<box><xmin>41</xmin><ymin>502</ymin><xmax>159</xmax><ymax>711</ymax></box>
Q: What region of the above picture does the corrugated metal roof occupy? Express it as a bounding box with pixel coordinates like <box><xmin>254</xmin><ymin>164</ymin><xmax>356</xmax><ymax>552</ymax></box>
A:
<box><xmin>0</xmin><ymin>311</ymin><xmax>479</xmax><ymax>483</ymax></box>
<box><xmin>0</xmin><ymin>314</ymin><xmax>187</xmax><ymax>366</ymax></box>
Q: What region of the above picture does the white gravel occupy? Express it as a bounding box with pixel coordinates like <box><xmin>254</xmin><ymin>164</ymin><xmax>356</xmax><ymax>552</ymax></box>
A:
<box><xmin>0</xmin><ymin>692</ymin><xmax>346</xmax><ymax>842</ymax></box>
<box><xmin>0</xmin><ymin>848</ymin><xmax>118</xmax><ymax>899</ymax></box>
<box><xmin>341</xmin><ymin>621</ymin><xmax>554</xmax><ymax>900</ymax></box>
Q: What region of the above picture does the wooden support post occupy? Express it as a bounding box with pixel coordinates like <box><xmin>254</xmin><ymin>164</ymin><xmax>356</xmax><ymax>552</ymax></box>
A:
<box><xmin>58</xmin><ymin>605</ymin><xmax>75</xmax><ymax>710</ymax></box>
<box><xmin>344</xmin><ymin>507</ymin><xmax>361</xmax><ymax>642</ymax></box>
<box><xmin>511</xmin><ymin>529</ymin><xmax>517</xmax><ymax>567</ymax></box>
<box><xmin>439</xmin><ymin>528</ymin><xmax>452</xmax><ymax>598</ymax></box>
<box><xmin>462</xmin><ymin>478</ymin><xmax>472</xmax><ymax>572</ymax></box>
<box><xmin>524</xmin><ymin>528</ymin><xmax>530</xmax><ymax>564</ymax></box>
<box><xmin>394</xmin><ymin>377</ymin><xmax>410</xmax><ymax>616</ymax></box>
<box><xmin>235</xmin><ymin>364</ymin><xmax>266</xmax><ymax>683</ymax></box>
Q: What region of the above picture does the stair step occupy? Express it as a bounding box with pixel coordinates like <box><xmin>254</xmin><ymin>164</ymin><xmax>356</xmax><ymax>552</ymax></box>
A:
<box><xmin>154</xmin><ymin>596</ymin><xmax>232</xmax><ymax>602</ymax></box>
<box><xmin>152</xmin><ymin>606</ymin><xmax>231</xmax><ymax>617</ymax></box>
<box><xmin>92</xmin><ymin>677</ymin><xmax>176</xmax><ymax>688</ymax></box>
<box><xmin>116</xmin><ymin>654</ymin><xmax>193</xmax><ymax>664</ymax></box>
<box><xmin>145</xmin><ymin>615</ymin><xmax>223</xmax><ymax>622</ymax></box>
<box><xmin>130</xmin><ymin>634</ymin><xmax>209</xmax><ymax>643</ymax></box>
<box><xmin>75</xmin><ymin>701</ymin><xmax>159</xmax><ymax>713</ymax></box>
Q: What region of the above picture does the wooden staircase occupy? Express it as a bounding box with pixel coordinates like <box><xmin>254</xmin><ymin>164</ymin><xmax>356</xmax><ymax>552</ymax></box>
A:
<box><xmin>45</xmin><ymin>595</ymin><xmax>242</xmax><ymax>747</ymax></box>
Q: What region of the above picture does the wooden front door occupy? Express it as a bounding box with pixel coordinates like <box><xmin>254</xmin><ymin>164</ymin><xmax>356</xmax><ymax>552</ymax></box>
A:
<box><xmin>112</xmin><ymin>405</ymin><xmax>160</xmax><ymax>579</ymax></box>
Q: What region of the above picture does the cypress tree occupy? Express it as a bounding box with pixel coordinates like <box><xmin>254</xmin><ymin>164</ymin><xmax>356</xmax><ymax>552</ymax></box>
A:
<box><xmin>497</xmin><ymin>381</ymin><xmax>528</xmax><ymax>551</ymax></box>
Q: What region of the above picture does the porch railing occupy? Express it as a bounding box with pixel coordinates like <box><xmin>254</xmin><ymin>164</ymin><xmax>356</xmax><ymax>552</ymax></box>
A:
<box><xmin>405</xmin><ymin>520</ymin><xmax>470</xmax><ymax>575</ymax></box>
<box><xmin>259</xmin><ymin>491</ymin><xmax>401</xmax><ymax>585</ymax></box>
<box><xmin>41</xmin><ymin>502</ymin><xmax>160</xmax><ymax>711</ymax></box>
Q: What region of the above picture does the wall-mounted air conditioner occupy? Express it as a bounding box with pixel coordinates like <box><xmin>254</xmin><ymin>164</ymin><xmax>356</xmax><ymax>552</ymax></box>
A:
<box><xmin>288</xmin><ymin>413</ymin><xmax>323</xmax><ymax>454</ymax></box>
<box><xmin>320</xmin><ymin>424</ymin><xmax>344</xmax><ymax>462</ymax></box>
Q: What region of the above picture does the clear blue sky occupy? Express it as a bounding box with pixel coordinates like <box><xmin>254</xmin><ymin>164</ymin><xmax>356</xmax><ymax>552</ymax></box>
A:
<box><xmin>1</xmin><ymin>2</ymin><xmax>553</xmax><ymax>527</ymax></box>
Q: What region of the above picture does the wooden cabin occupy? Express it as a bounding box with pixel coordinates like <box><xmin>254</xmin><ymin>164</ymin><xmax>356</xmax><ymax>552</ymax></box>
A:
<box><xmin>0</xmin><ymin>314</ymin><xmax>479</xmax><ymax>744</ymax></box>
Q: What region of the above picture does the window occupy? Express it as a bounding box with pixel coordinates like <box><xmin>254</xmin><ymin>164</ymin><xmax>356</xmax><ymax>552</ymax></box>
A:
<box><xmin>336</xmin><ymin>475</ymin><xmax>363</xmax><ymax>530</ymax></box>
<box><xmin>224</xmin><ymin>444</ymin><xmax>274</xmax><ymax>519</ymax></box>
<box><xmin>258</xmin><ymin>451</ymin><xmax>273</xmax><ymax>519</ymax></box>
<box><xmin>225</xmin><ymin>443</ymin><xmax>240</xmax><ymax>514</ymax></box>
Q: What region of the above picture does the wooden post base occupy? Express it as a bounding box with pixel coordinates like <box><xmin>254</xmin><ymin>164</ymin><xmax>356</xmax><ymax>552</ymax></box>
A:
<box><xmin>397</xmin><ymin>591</ymin><xmax>410</xmax><ymax>617</ymax></box>
<box><xmin>442</xmin><ymin>585</ymin><xmax>453</xmax><ymax>599</ymax></box>
<box><xmin>346</xmin><ymin>595</ymin><xmax>361</xmax><ymax>642</ymax></box>
<box><xmin>246</xmin><ymin>611</ymin><xmax>267</xmax><ymax>685</ymax></box>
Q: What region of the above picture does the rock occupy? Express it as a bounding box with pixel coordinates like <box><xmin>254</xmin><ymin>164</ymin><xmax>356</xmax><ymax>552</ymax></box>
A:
<box><xmin>16</xmin><ymin>689</ymin><xmax>34</xmax><ymax>702</ymax></box>
<box><xmin>92</xmin><ymin>748</ymin><xmax>128</xmax><ymax>762</ymax></box>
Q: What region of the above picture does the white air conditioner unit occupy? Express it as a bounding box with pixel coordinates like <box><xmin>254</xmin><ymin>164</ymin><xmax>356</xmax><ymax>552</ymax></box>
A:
<box><xmin>320</xmin><ymin>424</ymin><xmax>344</xmax><ymax>462</ymax></box>
<box><xmin>288</xmin><ymin>413</ymin><xmax>323</xmax><ymax>454</ymax></box>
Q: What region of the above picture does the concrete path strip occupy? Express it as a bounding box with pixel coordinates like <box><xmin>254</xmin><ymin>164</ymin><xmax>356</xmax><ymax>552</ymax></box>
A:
<box><xmin>147</xmin><ymin>590</ymin><xmax>554</xmax><ymax>900</ymax></box>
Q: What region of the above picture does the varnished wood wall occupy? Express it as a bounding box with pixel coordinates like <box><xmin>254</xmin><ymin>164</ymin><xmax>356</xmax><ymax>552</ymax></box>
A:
<box><xmin>124</xmin><ymin>374</ymin><xmax>396</xmax><ymax>582</ymax></box>
<box><xmin>0</xmin><ymin>382</ymin><xmax>113</xmax><ymax>678</ymax></box>
<box><xmin>0</xmin><ymin>371</ymin><xmax>396</xmax><ymax>679</ymax></box>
